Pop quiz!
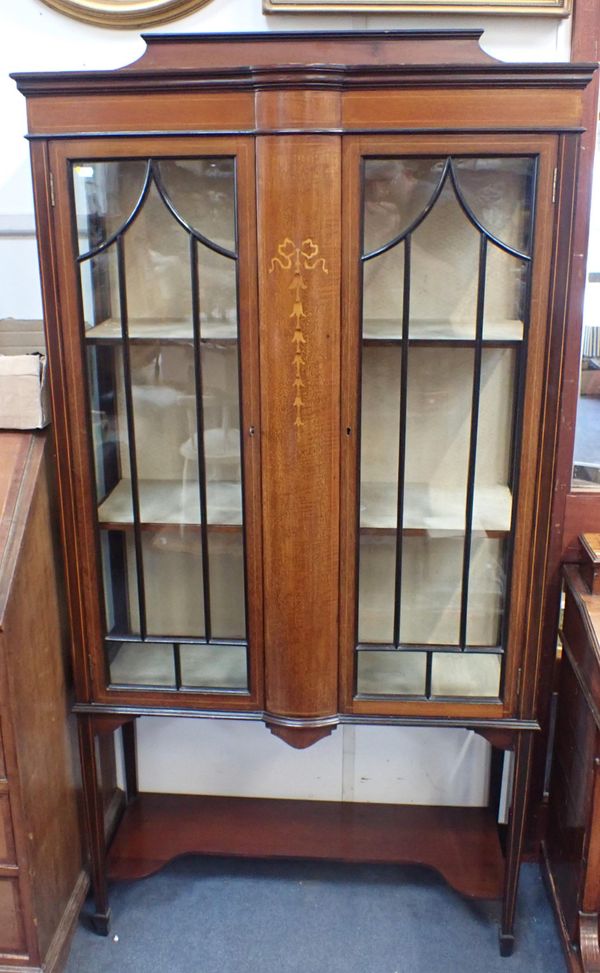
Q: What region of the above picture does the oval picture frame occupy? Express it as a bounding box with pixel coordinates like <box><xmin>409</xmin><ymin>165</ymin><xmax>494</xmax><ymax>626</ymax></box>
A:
<box><xmin>40</xmin><ymin>0</ymin><xmax>215</xmax><ymax>28</ymax></box>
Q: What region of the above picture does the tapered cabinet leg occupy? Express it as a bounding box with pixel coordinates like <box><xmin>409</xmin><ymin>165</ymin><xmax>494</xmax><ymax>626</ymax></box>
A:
<box><xmin>499</xmin><ymin>730</ymin><xmax>534</xmax><ymax>957</ymax></box>
<box><xmin>122</xmin><ymin>719</ymin><xmax>138</xmax><ymax>805</ymax></box>
<box><xmin>78</xmin><ymin>714</ymin><xmax>111</xmax><ymax>935</ymax></box>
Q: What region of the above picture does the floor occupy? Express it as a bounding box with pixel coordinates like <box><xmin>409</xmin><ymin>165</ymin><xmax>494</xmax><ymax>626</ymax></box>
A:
<box><xmin>65</xmin><ymin>858</ymin><xmax>566</xmax><ymax>973</ymax></box>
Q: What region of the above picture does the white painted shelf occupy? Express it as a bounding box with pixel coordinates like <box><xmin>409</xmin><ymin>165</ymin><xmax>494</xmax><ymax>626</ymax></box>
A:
<box><xmin>97</xmin><ymin>478</ymin><xmax>242</xmax><ymax>527</ymax></box>
<box><xmin>362</xmin><ymin>318</ymin><xmax>524</xmax><ymax>342</ymax></box>
<box><xmin>360</xmin><ymin>481</ymin><xmax>512</xmax><ymax>533</ymax></box>
<box><xmin>85</xmin><ymin>318</ymin><xmax>238</xmax><ymax>341</ymax></box>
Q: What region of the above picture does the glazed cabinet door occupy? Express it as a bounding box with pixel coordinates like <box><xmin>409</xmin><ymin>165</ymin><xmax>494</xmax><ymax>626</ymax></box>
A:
<box><xmin>340</xmin><ymin>135</ymin><xmax>558</xmax><ymax>721</ymax></box>
<box><xmin>48</xmin><ymin>138</ymin><xmax>262</xmax><ymax>710</ymax></box>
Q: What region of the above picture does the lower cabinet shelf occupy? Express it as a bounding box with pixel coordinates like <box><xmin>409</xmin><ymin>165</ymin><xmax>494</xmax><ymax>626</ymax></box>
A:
<box><xmin>107</xmin><ymin>793</ymin><xmax>504</xmax><ymax>901</ymax></box>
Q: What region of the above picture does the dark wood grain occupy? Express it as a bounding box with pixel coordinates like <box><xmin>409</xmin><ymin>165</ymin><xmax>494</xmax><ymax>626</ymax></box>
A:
<box><xmin>0</xmin><ymin>433</ymin><xmax>87</xmax><ymax>969</ymax></box>
<box><xmin>107</xmin><ymin>792</ymin><xmax>504</xmax><ymax>901</ymax></box>
<box><xmin>544</xmin><ymin>559</ymin><xmax>600</xmax><ymax>971</ymax></box>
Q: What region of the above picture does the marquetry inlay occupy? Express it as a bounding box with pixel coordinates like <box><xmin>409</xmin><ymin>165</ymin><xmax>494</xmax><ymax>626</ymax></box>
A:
<box><xmin>268</xmin><ymin>238</ymin><xmax>328</xmax><ymax>429</ymax></box>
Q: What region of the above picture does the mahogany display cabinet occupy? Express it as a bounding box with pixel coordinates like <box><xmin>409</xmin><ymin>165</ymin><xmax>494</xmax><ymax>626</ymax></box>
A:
<box><xmin>12</xmin><ymin>30</ymin><xmax>596</xmax><ymax>956</ymax></box>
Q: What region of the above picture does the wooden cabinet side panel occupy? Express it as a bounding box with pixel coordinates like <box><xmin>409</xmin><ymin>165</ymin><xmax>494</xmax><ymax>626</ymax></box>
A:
<box><xmin>545</xmin><ymin>654</ymin><xmax>594</xmax><ymax>938</ymax></box>
<box><xmin>1</xmin><ymin>441</ymin><xmax>83</xmax><ymax>962</ymax></box>
<box><xmin>257</xmin><ymin>135</ymin><xmax>341</xmax><ymax>719</ymax></box>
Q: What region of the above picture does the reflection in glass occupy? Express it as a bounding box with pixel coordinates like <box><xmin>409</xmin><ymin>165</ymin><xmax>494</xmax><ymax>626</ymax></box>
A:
<box><xmin>483</xmin><ymin>246</ymin><xmax>527</xmax><ymax>341</ymax></box>
<box><xmin>400</xmin><ymin>536</ymin><xmax>463</xmax><ymax>646</ymax></box>
<box><xmin>73</xmin><ymin>160</ymin><xmax>148</xmax><ymax>257</ymax></box>
<box><xmin>157</xmin><ymin>159</ymin><xmax>236</xmax><ymax>253</ymax></box>
<box><xmin>356</xmin><ymin>153</ymin><xmax>535</xmax><ymax>700</ymax></box>
<box><xmin>431</xmin><ymin>652</ymin><xmax>501</xmax><ymax>698</ymax></box>
<box><xmin>74</xmin><ymin>156</ymin><xmax>249</xmax><ymax>693</ymax></box>
<box><xmin>180</xmin><ymin>644</ymin><xmax>247</xmax><ymax>690</ymax></box>
<box><xmin>109</xmin><ymin>642</ymin><xmax>176</xmax><ymax>688</ymax></box>
<box><xmin>363</xmin><ymin>158</ymin><xmax>444</xmax><ymax>255</ymax></box>
<box><xmin>124</xmin><ymin>182</ymin><xmax>192</xmax><ymax>331</ymax></box>
<box><xmin>410</xmin><ymin>179</ymin><xmax>479</xmax><ymax>337</ymax></box>
<box><xmin>452</xmin><ymin>157</ymin><xmax>535</xmax><ymax>256</ymax></box>
<box><xmin>208</xmin><ymin>532</ymin><xmax>246</xmax><ymax>640</ymax></box>
<box><xmin>357</xmin><ymin>651</ymin><xmax>426</xmax><ymax>696</ymax></box>
<box><xmin>573</xmin><ymin>126</ymin><xmax>600</xmax><ymax>489</ymax></box>
<box><xmin>358</xmin><ymin>536</ymin><xmax>395</xmax><ymax>644</ymax></box>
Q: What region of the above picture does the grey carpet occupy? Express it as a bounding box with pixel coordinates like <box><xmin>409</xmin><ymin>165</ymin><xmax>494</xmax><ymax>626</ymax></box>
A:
<box><xmin>65</xmin><ymin>859</ymin><xmax>565</xmax><ymax>973</ymax></box>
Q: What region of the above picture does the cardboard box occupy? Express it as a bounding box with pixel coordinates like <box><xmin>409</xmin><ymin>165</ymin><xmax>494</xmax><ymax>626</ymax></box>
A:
<box><xmin>0</xmin><ymin>353</ymin><xmax>50</xmax><ymax>429</ymax></box>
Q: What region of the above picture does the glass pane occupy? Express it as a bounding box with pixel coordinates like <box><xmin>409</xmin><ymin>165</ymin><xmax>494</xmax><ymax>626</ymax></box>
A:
<box><xmin>124</xmin><ymin>181</ymin><xmax>192</xmax><ymax>338</ymax></box>
<box><xmin>355</xmin><ymin>155</ymin><xmax>530</xmax><ymax>701</ymax></box>
<box><xmin>199</xmin><ymin>248</ymin><xmax>238</xmax><ymax>340</ymax></box>
<box><xmin>483</xmin><ymin>245</ymin><xmax>527</xmax><ymax>341</ymax></box>
<box><xmin>80</xmin><ymin>247</ymin><xmax>119</xmax><ymax>333</ymax></box>
<box><xmin>180</xmin><ymin>644</ymin><xmax>247</xmax><ymax>690</ymax></box>
<box><xmin>362</xmin><ymin>245</ymin><xmax>404</xmax><ymax>339</ymax></box>
<box><xmin>202</xmin><ymin>345</ymin><xmax>243</xmax><ymax>525</ymax></box>
<box><xmin>157</xmin><ymin>158</ymin><xmax>236</xmax><ymax>253</ymax></box>
<box><xmin>410</xmin><ymin>178</ymin><xmax>479</xmax><ymax>340</ymax></box>
<box><xmin>358</xmin><ymin>535</ymin><xmax>395</xmax><ymax>643</ymax></box>
<box><xmin>363</xmin><ymin>158</ymin><xmax>444</xmax><ymax>255</ymax></box>
<box><xmin>99</xmin><ymin>529</ymin><xmax>139</xmax><ymax>636</ymax></box>
<box><xmin>474</xmin><ymin>348</ymin><xmax>515</xmax><ymax>531</ymax></box>
<box><xmin>405</xmin><ymin>347</ymin><xmax>472</xmax><ymax>526</ymax></box>
<box><xmin>357</xmin><ymin>651</ymin><xmax>426</xmax><ymax>696</ymax></box>
<box><xmin>74</xmin><ymin>156</ymin><xmax>249</xmax><ymax>680</ymax></box>
<box><xmin>73</xmin><ymin>160</ymin><xmax>148</xmax><ymax>256</ymax></box>
<box><xmin>130</xmin><ymin>342</ymin><xmax>199</xmax><ymax>520</ymax></box>
<box><xmin>452</xmin><ymin>157</ymin><xmax>535</xmax><ymax>256</ymax></box>
<box><xmin>142</xmin><ymin>529</ymin><xmax>205</xmax><ymax>638</ymax></box>
<box><xmin>208</xmin><ymin>532</ymin><xmax>246</xmax><ymax>640</ymax></box>
<box><xmin>466</xmin><ymin>537</ymin><xmax>506</xmax><ymax>647</ymax></box>
<box><xmin>400</xmin><ymin>536</ymin><xmax>463</xmax><ymax>646</ymax></box>
<box><xmin>359</xmin><ymin>346</ymin><xmax>400</xmax><ymax>529</ymax></box>
<box><xmin>109</xmin><ymin>641</ymin><xmax>176</xmax><ymax>688</ymax></box>
<box><xmin>431</xmin><ymin>652</ymin><xmax>501</xmax><ymax>698</ymax></box>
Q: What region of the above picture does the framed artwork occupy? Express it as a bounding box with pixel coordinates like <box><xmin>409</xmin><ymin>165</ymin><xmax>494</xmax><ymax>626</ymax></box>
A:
<box><xmin>40</xmin><ymin>0</ymin><xmax>215</xmax><ymax>28</ymax></box>
<box><xmin>263</xmin><ymin>0</ymin><xmax>571</xmax><ymax>14</ymax></box>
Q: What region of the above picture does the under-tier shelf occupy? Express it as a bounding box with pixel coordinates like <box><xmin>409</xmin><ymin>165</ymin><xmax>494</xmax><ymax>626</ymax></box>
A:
<box><xmin>360</xmin><ymin>482</ymin><xmax>512</xmax><ymax>534</ymax></box>
<box><xmin>85</xmin><ymin>317</ymin><xmax>238</xmax><ymax>343</ymax></box>
<box><xmin>97</xmin><ymin>478</ymin><xmax>242</xmax><ymax>528</ymax></box>
<box><xmin>106</xmin><ymin>793</ymin><xmax>504</xmax><ymax>902</ymax></box>
<box><xmin>362</xmin><ymin>318</ymin><xmax>523</xmax><ymax>343</ymax></box>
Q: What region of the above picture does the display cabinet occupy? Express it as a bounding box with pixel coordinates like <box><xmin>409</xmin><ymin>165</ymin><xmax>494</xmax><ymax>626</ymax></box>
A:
<box><xmin>13</xmin><ymin>30</ymin><xmax>595</xmax><ymax>956</ymax></box>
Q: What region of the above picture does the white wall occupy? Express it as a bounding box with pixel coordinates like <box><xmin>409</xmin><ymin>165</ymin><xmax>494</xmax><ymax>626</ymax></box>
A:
<box><xmin>0</xmin><ymin>0</ymin><xmax>571</xmax><ymax>804</ymax></box>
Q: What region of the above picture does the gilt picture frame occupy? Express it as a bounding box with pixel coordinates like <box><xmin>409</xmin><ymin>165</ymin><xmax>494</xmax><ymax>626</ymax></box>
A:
<box><xmin>263</xmin><ymin>0</ymin><xmax>571</xmax><ymax>15</ymax></box>
<box><xmin>40</xmin><ymin>0</ymin><xmax>215</xmax><ymax>28</ymax></box>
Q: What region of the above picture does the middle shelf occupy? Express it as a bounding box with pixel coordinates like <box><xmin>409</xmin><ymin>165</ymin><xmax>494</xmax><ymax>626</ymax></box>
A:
<box><xmin>360</xmin><ymin>481</ymin><xmax>512</xmax><ymax>535</ymax></box>
<box><xmin>96</xmin><ymin>477</ymin><xmax>511</xmax><ymax>535</ymax></box>
<box><xmin>97</xmin><ymin>478</ymin><xmax>242</xmax><ymax>529</ymax></box>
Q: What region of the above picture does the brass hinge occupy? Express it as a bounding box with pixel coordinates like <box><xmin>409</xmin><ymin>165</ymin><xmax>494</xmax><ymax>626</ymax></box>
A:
<box><xmin>49</xmin><ymin>171</ymin><xmax>55</xmax><ymax>207</ymax></box>
<box><xmin>552</xmin><ymin>167</ymin><xmax>558</xmax><ymax>205</ymax></box>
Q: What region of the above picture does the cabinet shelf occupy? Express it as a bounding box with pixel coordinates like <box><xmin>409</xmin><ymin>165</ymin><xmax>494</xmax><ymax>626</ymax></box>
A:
<box><xmin>360</xmin><ymin>482</ymin><xmax>512</xmax><ymax>535</ymax></box>
<box><xmin>362</xmin><ymin>319</ymin><xmax>524</xmax><ymax>344</ymax></box>
<box><xmin>97</xmin><ymin>478</ymin><xmax>242</xmax><ymax>529</ymax></box>
<box><xmin>106</xmin><ymin>793</ymin><xmax>504</xmax><ymax>902</ymax></box>
<box><xmin>85</xmin><ymin>318</ymin><xmax>238</xmax><ymax>344</ymax></box>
